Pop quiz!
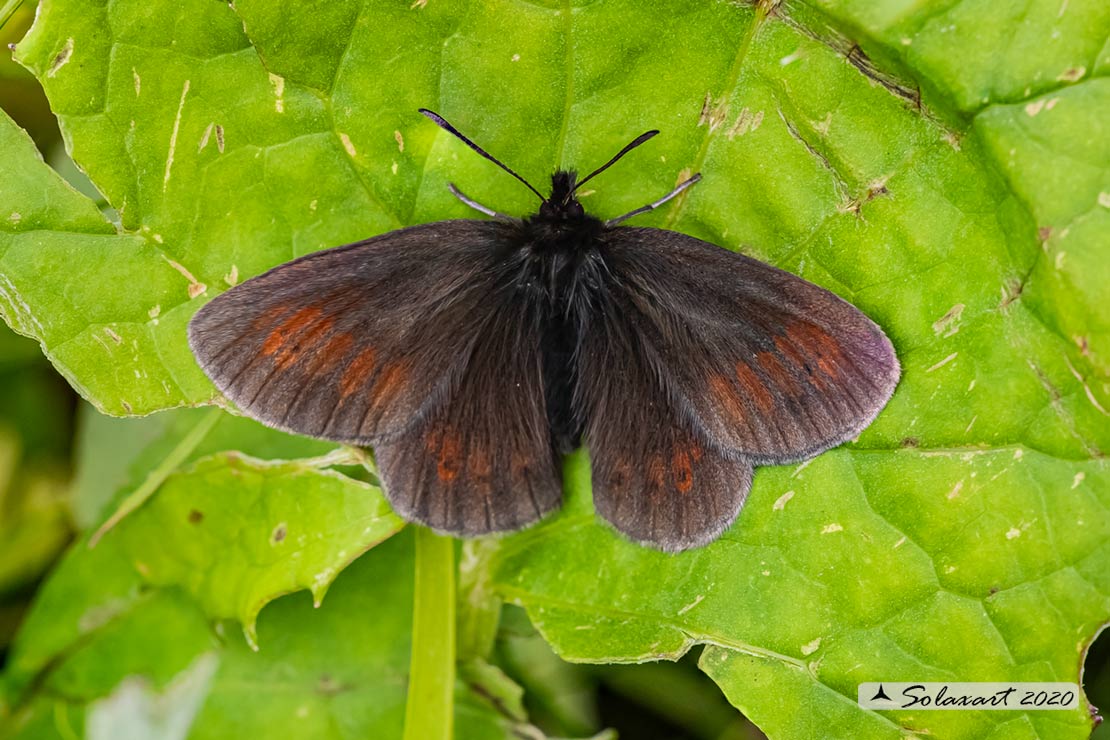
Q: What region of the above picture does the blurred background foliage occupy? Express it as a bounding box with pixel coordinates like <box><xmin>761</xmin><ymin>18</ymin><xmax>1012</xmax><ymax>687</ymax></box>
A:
<box><xmin>0</xmin><ymin>1</ymin><xmax>1107</xmax><ymax>738</ymax></box>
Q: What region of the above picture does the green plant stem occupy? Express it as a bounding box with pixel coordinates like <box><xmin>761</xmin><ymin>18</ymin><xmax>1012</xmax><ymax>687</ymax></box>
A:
<box><xmin>403</xmin><ymin>527</ymin><xmax>456</xmax><ymax>740</ymax></box>
<box><xmin>89</xmin><ymin>408</ymin><xmax>222</xmax><ymax>546</ymax></box>
<box><xmin>0</xmin><ymin>0</ymin><xmax>23</xmax><ymax>33</ymax></box>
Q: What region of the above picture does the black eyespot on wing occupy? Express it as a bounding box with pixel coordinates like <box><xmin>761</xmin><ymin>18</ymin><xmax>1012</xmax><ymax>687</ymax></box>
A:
<box><xmin>188</xmin><ymin>220</ymin><xmax>520</xmax><ymax>445</ymax></box>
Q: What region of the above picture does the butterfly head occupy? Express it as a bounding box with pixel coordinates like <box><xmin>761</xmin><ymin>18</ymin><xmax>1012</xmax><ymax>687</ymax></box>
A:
<box><xmin>539</xmin><ymin>171</ymin><xmax>586</xmax><ymax>221</ymax></box>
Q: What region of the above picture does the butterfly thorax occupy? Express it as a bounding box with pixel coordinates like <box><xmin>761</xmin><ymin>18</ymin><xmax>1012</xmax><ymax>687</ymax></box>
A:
<box><xmin>515</xmin><ymin>172</ymin><xmax>607</xmax><ymax>453</ymax></box>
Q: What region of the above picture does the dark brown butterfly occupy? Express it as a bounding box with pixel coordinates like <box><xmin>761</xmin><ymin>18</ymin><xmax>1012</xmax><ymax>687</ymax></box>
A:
<box><xmin>188</xmin><ymin>109</ymin><xmax>900</xmax><ymax>552</ymax></box>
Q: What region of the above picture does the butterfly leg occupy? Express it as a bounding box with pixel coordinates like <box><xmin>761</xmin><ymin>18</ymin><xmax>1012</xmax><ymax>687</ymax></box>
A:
<box><xmin>605</xmin><ymin>173</ymin><xmax>702</xmax><ymax>227</ymax></box>
<box><xmin>448</xmin><ymin>183</ymin><xmax>513</xmax><ymax>221</ymax></box>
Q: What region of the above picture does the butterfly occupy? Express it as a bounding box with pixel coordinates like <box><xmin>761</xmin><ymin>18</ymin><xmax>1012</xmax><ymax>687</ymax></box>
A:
<box><xmin>188</xmin><ymin>109</ymin><xmax>900</xmax><ymax>552</ymax></box>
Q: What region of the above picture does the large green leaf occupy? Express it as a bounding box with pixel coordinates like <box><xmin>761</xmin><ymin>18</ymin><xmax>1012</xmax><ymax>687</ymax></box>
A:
<box><xmin>1</xmin><ymin>532</ymin><xmax>552</xmax><ymax>740</ymax></box>
<box><xmin>1</xmin><ymin>0</ymin><xmax>1108</xmax><ymax>739</ymax></box>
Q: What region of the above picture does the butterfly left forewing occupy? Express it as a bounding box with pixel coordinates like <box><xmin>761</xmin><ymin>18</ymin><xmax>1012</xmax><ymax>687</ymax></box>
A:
<box><xmin>597</xmin><ymin>227</ymin><xmax>900</xmax><ymax>464</ymax></box>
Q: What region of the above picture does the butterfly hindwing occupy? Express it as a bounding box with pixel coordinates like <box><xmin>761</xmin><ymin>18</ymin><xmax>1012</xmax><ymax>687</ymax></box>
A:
<box><xmin>188</xmin><ymin>221</ymin><xmax>521</xmax><ymax>444</ymax></box>
<box><xmin>596</xmin><ymin>227</ymin><xmax>900</xmax><ymax>464</ymax></box>
<box><xmin>576</xmin><ymin>292</ymin><xmax>754</xmax><ymax>551</ymax></box>
<box><xmin>374</xmin><ymin>286</ymin><xmax>562</xmax><ymax>535</ymax></box>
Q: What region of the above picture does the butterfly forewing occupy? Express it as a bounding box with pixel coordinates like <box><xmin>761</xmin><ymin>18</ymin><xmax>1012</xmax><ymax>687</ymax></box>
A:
<box><xmin>596</xmin><ymin>227</ymin><xmax>900</xmax><ymax>464</ymax></box>
<box><xmin>188</xmin><ymin>221</ymin><xmax>521</xmax><ymax>444</ymax></box>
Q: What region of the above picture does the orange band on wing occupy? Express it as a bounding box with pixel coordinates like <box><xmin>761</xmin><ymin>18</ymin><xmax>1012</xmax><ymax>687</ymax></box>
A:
<box><xmin>785</xmin><ymin>322</ymin><xmax>844</xmax><ymax>380</ymax></box>
<box><xmin>262</xmin><ymin>306</ymin><xmax>323</xmax><ymax>356</ymax></box>
<box><xmin>735</xmin><ymin>360</ymin><xmax>774</xmax><ymax>412</ymax></box>
<box><xmin>339</xmin><ymin>347</ymin><xmax>377</xmax><ymax>399</ymax></box>
<box><xmin>436</xmin><ymin>430</ymin><xmax>461</xmax><ymax>482</ymax></box>
<box><xmin>275</xmin><ymin>317</ymin><xmax>334</xmax><ymax>370</ymax></box>
<box><xmin>672</xmin><ymin>449</ymin><xmax>694</xmax><ymax>493</ymax></box>
<box><xmin>756</xmin><ymin>350</ymin><xmax>799</xmax><ymax>397</ymax></box>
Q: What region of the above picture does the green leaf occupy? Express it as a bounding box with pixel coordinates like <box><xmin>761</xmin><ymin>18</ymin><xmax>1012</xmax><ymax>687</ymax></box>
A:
<box><xmin>2</xmin><ymin>0</ymin><xmax>1108</xmax><ymax>738</ymax></box>
<box><xmin>1</xmin><ymin>533</ymin><xmax>554</xmax><ymax>740</ymax></box>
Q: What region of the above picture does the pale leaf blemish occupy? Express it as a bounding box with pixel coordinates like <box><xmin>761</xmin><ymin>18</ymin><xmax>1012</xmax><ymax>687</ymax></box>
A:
<box><xmin>773</xmin><ymin>490</ymin><xmax>794</xmax><ymax>511</ymax></box>
<box><xmin>1006</xmin><ymin>527</ymin><xmax>1021</xmax><ymax>540</ymax></box>
<box><xmin>779</xmin><ymin>49</ymin><xmax>802</xmax><ymax>66</ymax></box>
<box><xmin>394</xmin><ymin>130</ymin><xmax>404</xmax><ymax>152</ymax></box>
<box><xmin>1055</xmin><ymin>251</ymin><xmax>1066</xmax><ymax>269</ymax></box>
<box><xmin>1013</xmin><ymin>449</ymin><xmax>1023</xmax><ymax>460</ymax></box>
<box><xmin>893</xmin><ymin>536</ymin><xmax>907</xmax><ymax>549</ymax></box>
<box><xmin>791</xmin><ymin>459</ymin><xmax>813</xmax><ymax>478</ymax></box>
<box><xmin>132</xmin><ymin>67</ymin><xmax>141</xmax><ymax>96</ymax></box>
<box><xmin>0</xmin><ymin>274</ymin><xmax>45</xmax><ymax>335</ymax></box>
<box><xmin>163</xmin><ymin>80</ymin><xmax>191</xmax><ymax>190</ymax></box>
<box><xmin>224</xmin><ymin>265</ymin><xmax>239</xmax><ymax>287</ymax></box>
<box><xmin>1072</xmin><ymin>472</ymin><xmax>1085</xmax><ymax>489</ymax></box>
<box><xmin>104</xmin><ymin>327</ymin><xmax>123</xmax><ymax>345</ymax></box>
<box><xmin>677</xmin><ymin>594</ymin><xmax>705</xmax><ymax>615</ymax></box>
<box><xmin>271</xmin><ymin>522</ymin><xmax>287</xmax><ymax>544</ymax></box>
<box><xmin>198</xmin><ymin>122</ymin><xmax>213</xmax><ymax>152</ymax></box>
<box><xmin>148</xmin><ymin>305</ymin><xmax>161</xmax><ymax>319</ymax></box>
<box><xmin>8</xmin><ymin>212</ymin><xmax>20</xmax><ymax>224</ymax></box>
<box><xmin>698</xmin><ymin>93</ymin><xmax>729</xmax><ymax>132</ymax></box>
<box><xmin>1063</xmin><ymin>355</ymin><xmax>1109</xmax><ymax>415</ymax></box>
<box><xmin>900</xmin><ymin>37</ymin><xmax>912</xmax><ymax>46</ymax></box>
<box><xmin>814</xmin><ymin>112</ymin><xmax>832</xmax><ymax>136</ymax></box>
<box><xmin>1097</xmin><ymin>192</ymin><xmax>1110</xmax><ymax>209</ymax></box>
<box><xmin>944</xmin><ymin>564</ymin><xmax>957</xmax><ymax>573</ymax></box>
<box><xmin>339</xmin><ymin>132</ymin><xmax>357</xmax><ymax>157</ymax></box>
<box><xmin>410</xmin><ymin>0</ymin><xmax>427</xmax><ymax>7</ymax></box>
<box><xmin>726</xmin><ymin>108</ymin><xmax>763</xmax><ymax>139</ymax></box>
<box><xmin>162</xmin><ymin>256</ymin><xmax>206</xmax><ymax>299</ymax></box>
<box><xmin>48</xmin><ymin>37</ymin><xmax>74</xmax><ymax>77</ymax></box>
<box><xmin>511</xmin><ymin>53</ymin><xmax>520</xmax><ymax>62</ymax></box>
<box><xmin>391</xmin><ymin>161</ymin><xmax>398</xmax><ymax>175</ymax></box>
<box><xmin>800</xmin><ymin>637</ymin><xmax>821</xmax><ymax>656</ymax></box>
<box><xmin>926</xmin><ymin>352</ymin><xmax>958</xmax><ymax>373</ymax></box>
<box><xmin>821</xmin><ymin>523</ymin><xmax>843</xmax><ymax>534</ymax></box>
<box><xmin>947</xmin><ymin>480</ymin><xmax>964</xmax><ymax>500</ymax></box>
<box><xmin>309</xmin><ymin>199</ymin><xmax>318</xmax><ymax>211</ymax></box>
<box><xmin>215</xmin><ymin>124</ymin><xmax>225</xmax><ymax>153</ymax></box>
<box><xmin>968</xmin><ymin>379</ymin><xmax>977</xmax><ymax>392</ymax></box>
<box><xmin>1056</xmin><ymin>67</ymin><xmax>1084</xmax><ymax>82</ymax></box>
<box><xmin>1024</xmin><ymin>100</ymin><xmax>1046</xmax><ymax>116</ymax></box>
<box><xmin>152</xmin><ymin>233</ymin><xmax>164</xmax><ymax>244</ymax></box>
<box><xmin>932</xmin><ymin>303</ymin><xmax>964</xmax><ymax>337</ymax></box>
<box><xmin>269</xmin><ymin>73</ymin><xmax>285</xmax><ymax>112</ymax></box>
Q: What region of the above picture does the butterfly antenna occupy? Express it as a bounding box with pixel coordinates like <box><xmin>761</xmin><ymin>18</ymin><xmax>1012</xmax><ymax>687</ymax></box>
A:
<box><xmin>419</xmin><ymin>109</ymin><xmax>545</xmax><ymax>202</ymax></box>
<box><xmin>570</xmin><ymin>130</ymin><xmax>660</xmax><ymax>199</ymax></box>
<box><xmin>605</xmin><ymin>173</ymin><xmax>702</xmax><ymax>227</ymax></box>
